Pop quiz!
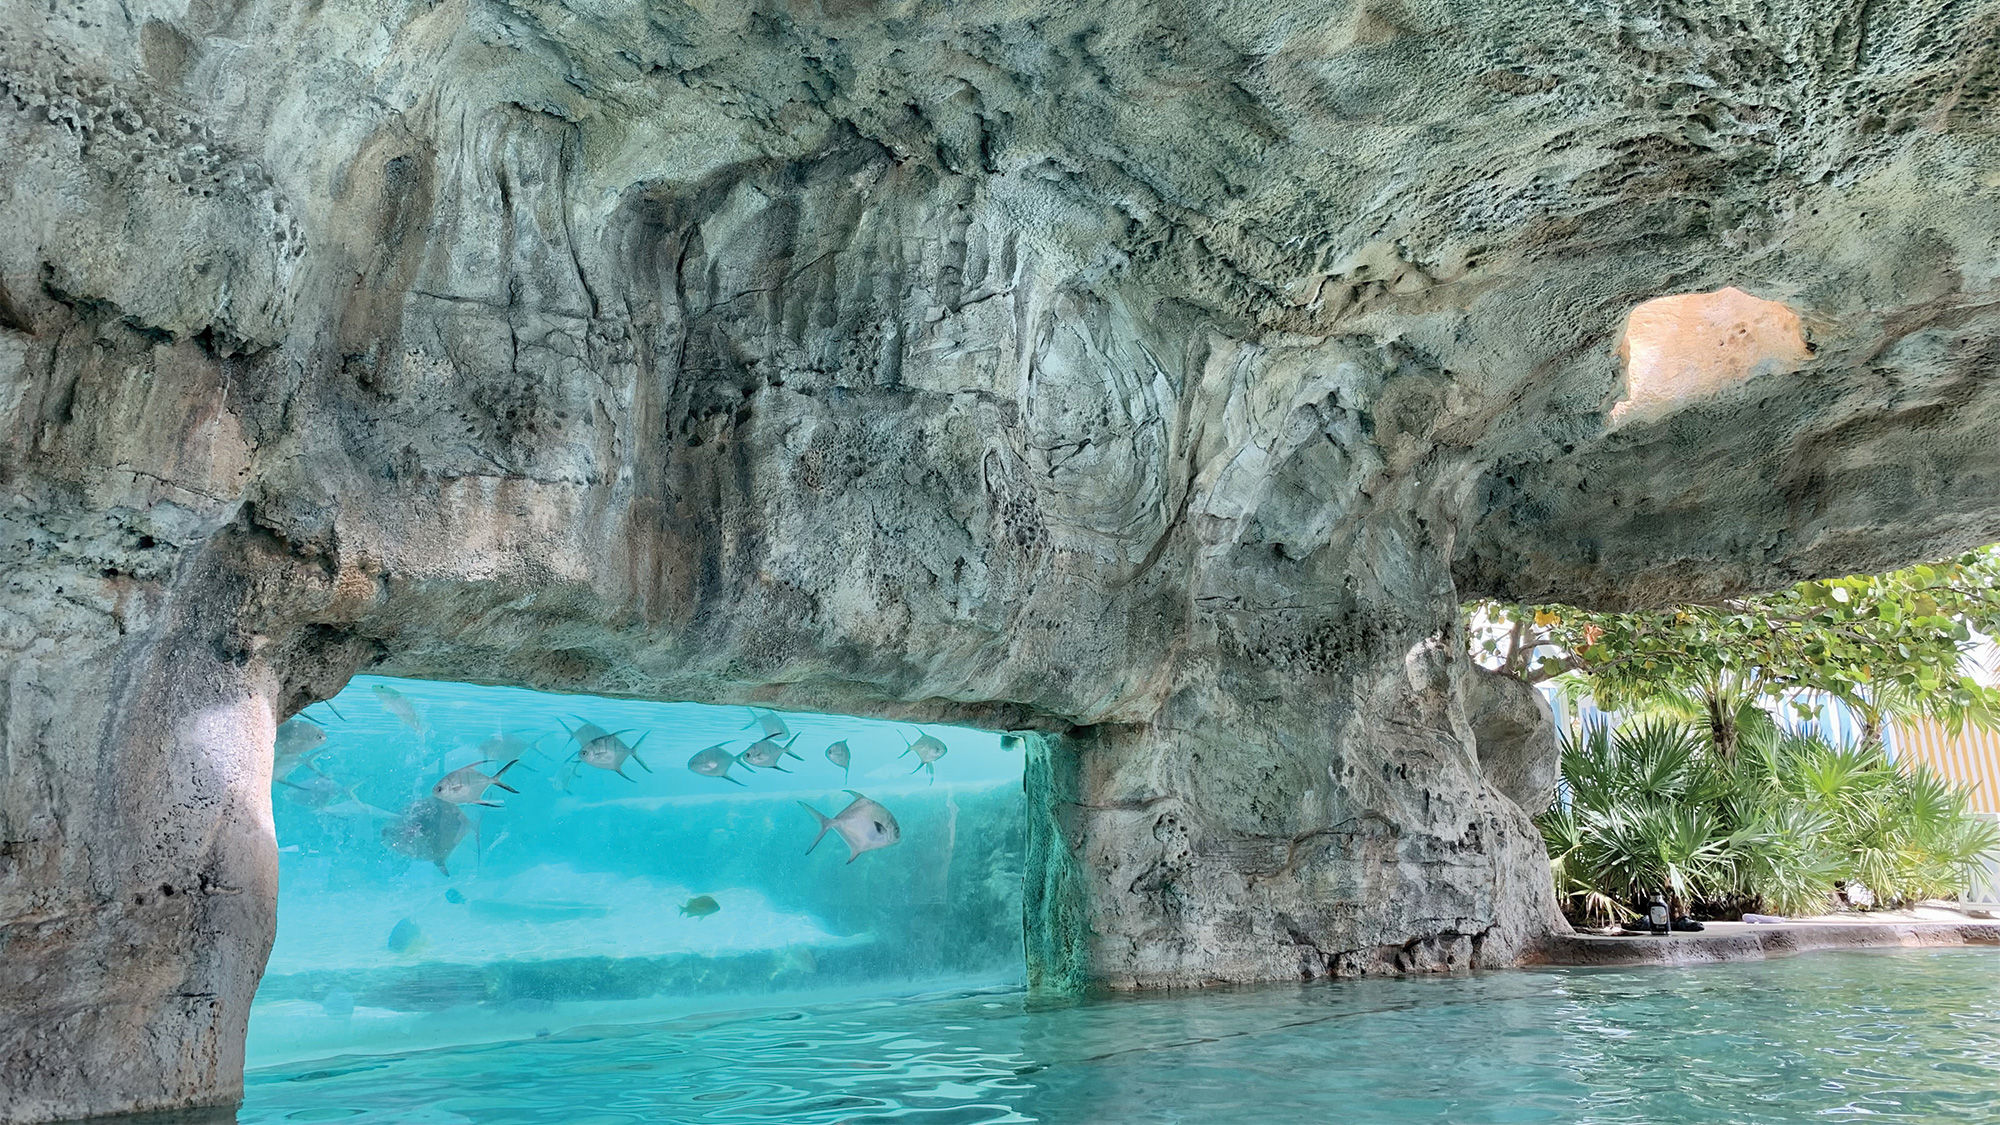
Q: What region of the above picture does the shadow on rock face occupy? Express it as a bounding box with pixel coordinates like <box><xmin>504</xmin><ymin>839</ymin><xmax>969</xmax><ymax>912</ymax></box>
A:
<box><xmin>1465</xmin><ymin>665</ymin><xmax>1559</xmax><ymax>816</ymax></box>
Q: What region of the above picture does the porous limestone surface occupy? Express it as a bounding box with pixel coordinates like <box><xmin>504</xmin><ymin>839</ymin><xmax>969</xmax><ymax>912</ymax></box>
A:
<box><xmin>1465</xmin><ymin>665</ymin><xmax>1559</xmax><ymax>815</ymax></box>
<box><xmin>2</xmin><ymin>0</ymin><xmax>1998</xmax><ymax>1119</ymax></box>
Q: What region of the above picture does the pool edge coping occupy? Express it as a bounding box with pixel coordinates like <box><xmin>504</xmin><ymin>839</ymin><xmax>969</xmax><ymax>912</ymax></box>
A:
<box><xmin>1529</xmin><ymin>920</ymin><xmax>2000</xmax><ymax>967</ymax></box>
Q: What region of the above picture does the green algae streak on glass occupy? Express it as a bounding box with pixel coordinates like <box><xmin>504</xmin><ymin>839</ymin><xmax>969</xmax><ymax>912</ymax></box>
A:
<box><xmin>253</xmin><ymin>675</ymin><xmax>1025</xmax><ymax>1065</ymax></box>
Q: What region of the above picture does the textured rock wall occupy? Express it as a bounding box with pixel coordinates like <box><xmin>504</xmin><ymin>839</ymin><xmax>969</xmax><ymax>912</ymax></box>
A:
<box><xmin>3</xmin><ymin>0</ymin><xmax>1999</xmax><ymax>1119</ymax></box>
<box><xmin>1465</xmin><ymin>665</ymin><xmax>1560</xmax><ymax>815</ymax></box>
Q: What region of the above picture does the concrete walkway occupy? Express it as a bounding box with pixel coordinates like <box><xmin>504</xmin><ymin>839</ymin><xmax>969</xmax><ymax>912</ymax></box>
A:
<box><xmin>1534</xmin><ymin>905</ymin><xmax>2000</xmax><ymax>967</ymax></box>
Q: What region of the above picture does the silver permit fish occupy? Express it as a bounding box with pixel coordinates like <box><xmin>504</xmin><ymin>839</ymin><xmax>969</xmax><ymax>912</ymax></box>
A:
<box><xmin>371</xmin><ymin>684</ymin><xmax>425</xmax><ymax>733</ymax></box>
<box><xmin>770</xmin><ymin>945</ymin><xmax>818</xmax><ymax>980</ymax></box>
<box><xmin>274</xmin><ymin>717</ymin><xmax>328</xmax><ymax>774</ymax></box>
<box><xmin>738</xmin><ymin>733</ymin><xmax>802</xmax><ymax>772</ymax></box>
<box><xmin>313</xmin><ymin>793</ymin><xmax>399</xmax><ymax>821</ymax></box>
<box><xmin>381</xmin><ymin>797</ymin><xmax>471</xmax><ymax>875</ymax></box>
<box><xmin>687</xmin><ymin>742</ymin><xmax>747</xmax><ymax>787</ymax></box>
<box><xmin>900</xmin><ymin>729</ymin><xmax>949</xmax><ymax>783</ymax></box>
<box><xmin>825</xmin><ymin>740</ymin><xmax>851</xmax><ymax>781</ymax></box>
<box><xmin>276</xmin><ymin>765</ymin><xmax>349</xmax><ymax>810</ymax></box>
<box><xmin>550</xmin><ymin>759</ymin><xmax>581</xmax><ymax>793</ymax></box>
<box><xmin>742</xmin><ymin>709</ymin><xmax>790</xmax><ymax>739</ymax></box>
<box><xmin>479</xmin><ymin>734</ymin><xmax>544</xmax><ymax>762</ymax></box>
<box><xmin>561</xmin><ymin>718</ymin><xmax>612</xmax><ymax>748</ymax></box>
<box><xmin>550</xmin><ymin>721</ymin><xmax>611</xmax><ymax>793</ymax></box>
<box><xmin>433</xmin><ymin>758</ymin><xmax>521</xmax><ymax>806</ymax></box>
<box><xmin>799</xmin><ymin>790</ymin><xmax>902</xmax><ymax>863</ymax></box>
<box><xmin>576</xmin><ymin>730</ymin><xmax>650</xmax><ymax>780</ymax></box>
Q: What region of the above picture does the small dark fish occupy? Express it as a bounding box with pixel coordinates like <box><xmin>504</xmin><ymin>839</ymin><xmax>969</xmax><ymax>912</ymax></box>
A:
<box><xmin>387</xmin><ymin>918</ymin><xmax>424</xmax><ymax>954</ymax></box>
<box><xmin>679</xmin><ymin>894</ymin><xmax>720</xmax><ymax>918</ymax></box>
<box><xmin>899</xmin><ymin>730</ymin><xmax>949</xmax><ymax>783</ymax></box>
<box><xmin>799</xmin><ymin>791</ymin><xmax>902</xmax><ymax>863</ymax></box>
<box><xmin>743</xmin><ymin>709</ymin><xmax>790</xmax><ymax>740</ymax></box>
<box><xmin>433</xmin><ymin>759</ymin><xmax>521</xmax><ymax>806</ymax></box>
<box><xmin>381</xmin><ymin>797</ymin><xmax>472</xmax><ymax>875</ymax></box>
<box><xmin>445</xmin><ymin>888</ymin><xmax>466</xmax><ymax>904</ymax></box>
<box><xmin>739</xmin><ymin>733</ymin><xmax>802</xmax><ymax>772</ymax></box>
<box><xmin>687</xmin><ymin>743</ymin><xmax>748</xmax><ymax>786</ymax></box>
<box><xmin>577</xmin><ymin>731</ymin><xmax>650</xmax><ymax>780</ymax></box>
<box><xmin>825</xmin><ymin>740</ymin><xmax>851</xmax><ymax>780</ymax></box>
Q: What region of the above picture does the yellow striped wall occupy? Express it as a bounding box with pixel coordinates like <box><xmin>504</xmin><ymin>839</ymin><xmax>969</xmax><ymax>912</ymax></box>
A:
<box><xmin>1892</xmin><ymin>718</ymin><xmax>2000</xmax><ymax>814</ymax></box>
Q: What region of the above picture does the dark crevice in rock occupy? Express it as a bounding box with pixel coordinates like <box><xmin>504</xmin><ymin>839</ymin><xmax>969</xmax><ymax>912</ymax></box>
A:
<box><xmin>0</xmin><ymin>276</ymin><xmax>31</xmax><ymax>335</ymax></box>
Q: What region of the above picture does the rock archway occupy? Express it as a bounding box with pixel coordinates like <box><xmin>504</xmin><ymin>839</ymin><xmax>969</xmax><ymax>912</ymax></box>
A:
<box><xmin>5</xmin><ymin>0</ymin><xmax>2000</xmax><ymax>1120</ymax></box>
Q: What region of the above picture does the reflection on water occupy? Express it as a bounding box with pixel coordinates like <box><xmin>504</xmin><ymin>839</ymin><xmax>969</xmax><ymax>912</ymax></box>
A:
<box><xmin>254</xmin><ymin>675</ymin><xmax>1025</xmax><ymax>1065</ymax></box>
<box><xmin>231</xmin><ymin>949</ymin><xmax>2000</xmax><ymax>1124</ymax></box>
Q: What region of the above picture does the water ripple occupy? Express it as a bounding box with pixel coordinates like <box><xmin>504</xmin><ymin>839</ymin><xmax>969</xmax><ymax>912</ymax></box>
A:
<box><xmin>240</xmin><ymin>949</ymin><xmax>2000</xmax><ymax>1125</ymax></box>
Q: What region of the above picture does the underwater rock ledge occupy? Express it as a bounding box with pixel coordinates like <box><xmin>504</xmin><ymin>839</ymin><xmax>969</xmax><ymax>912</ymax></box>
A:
<box><xmin>4</xmin><ymin>0</ymin><xmax>2000</xmax><ymax>1119</ymax></box>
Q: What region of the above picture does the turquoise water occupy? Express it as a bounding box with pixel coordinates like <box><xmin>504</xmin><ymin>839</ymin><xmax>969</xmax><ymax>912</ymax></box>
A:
<box><xmin>255</xmin><ymin>675</ymin><xmax>1025</xmax><ymax>1064</ymax></box>
<box><xmin>254</xmin><ymin>683</ymin><xmax>2000</xmax><ymax>1123</ymax></box>
<box><xmin>235</xmin><ymin>948</ymin><xmax>2000</xmax><ymax>1123</ymax></box>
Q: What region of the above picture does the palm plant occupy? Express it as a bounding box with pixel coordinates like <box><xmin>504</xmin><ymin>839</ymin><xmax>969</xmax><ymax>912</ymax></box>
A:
<box><xmin>1538</xmin><ymin>715</ymin><xmax>2000</xmax><ymax>925</ymax></box>
<box><xmin>1728</xmin><ymin>801</ymin><xmax>1840</xmax><ymax>916</ymax></box>
<box><xmin>1542</xmin><ymin>801</ymin><xmax>1630</xmax><ymax>925</ymax></box>
<box><xmin>1543</xmin><ymin>719</ymin><xmax>1738</xmax><ymax>919</ymax></box>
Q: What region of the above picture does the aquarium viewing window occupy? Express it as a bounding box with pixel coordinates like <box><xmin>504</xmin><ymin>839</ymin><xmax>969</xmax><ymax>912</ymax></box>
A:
<box><xmin>252</xmin><ymin>675</ymin><xmax>1026</xmax><ymax>1065</ymax></box>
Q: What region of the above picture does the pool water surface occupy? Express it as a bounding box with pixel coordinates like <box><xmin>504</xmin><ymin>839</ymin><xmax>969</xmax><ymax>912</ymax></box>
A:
<box><xmin>234</xmin><ymin>948</ymin><xmax>2000</xmax><ymax>1124</ymax></box>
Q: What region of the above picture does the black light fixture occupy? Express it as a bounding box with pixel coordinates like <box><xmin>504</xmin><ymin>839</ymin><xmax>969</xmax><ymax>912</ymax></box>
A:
<box><xmin>1647</xmin><ymin>892</ymin><xmax>1671</xmax><ymax>935</ymax></box>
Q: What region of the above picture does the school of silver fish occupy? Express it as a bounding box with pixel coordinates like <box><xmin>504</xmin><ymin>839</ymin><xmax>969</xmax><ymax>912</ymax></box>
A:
<box><xmin>275</xmin><ymin>696</ymin><xmax>966</xmax><ymax>873</ymax></box>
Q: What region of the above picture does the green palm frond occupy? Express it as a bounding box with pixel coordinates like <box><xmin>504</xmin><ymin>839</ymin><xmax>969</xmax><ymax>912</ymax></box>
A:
<box><xmin>1542</xmin><ymin>716</ymin><xmax>1998</xmax><ymax>922</ymax></box>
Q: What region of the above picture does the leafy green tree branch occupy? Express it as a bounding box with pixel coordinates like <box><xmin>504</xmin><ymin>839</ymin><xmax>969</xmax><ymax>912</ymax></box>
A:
<box><xmin>1469</xmin><ymin>547</ymin><xmax>2000</xmax><ymax>752</ymax></box>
